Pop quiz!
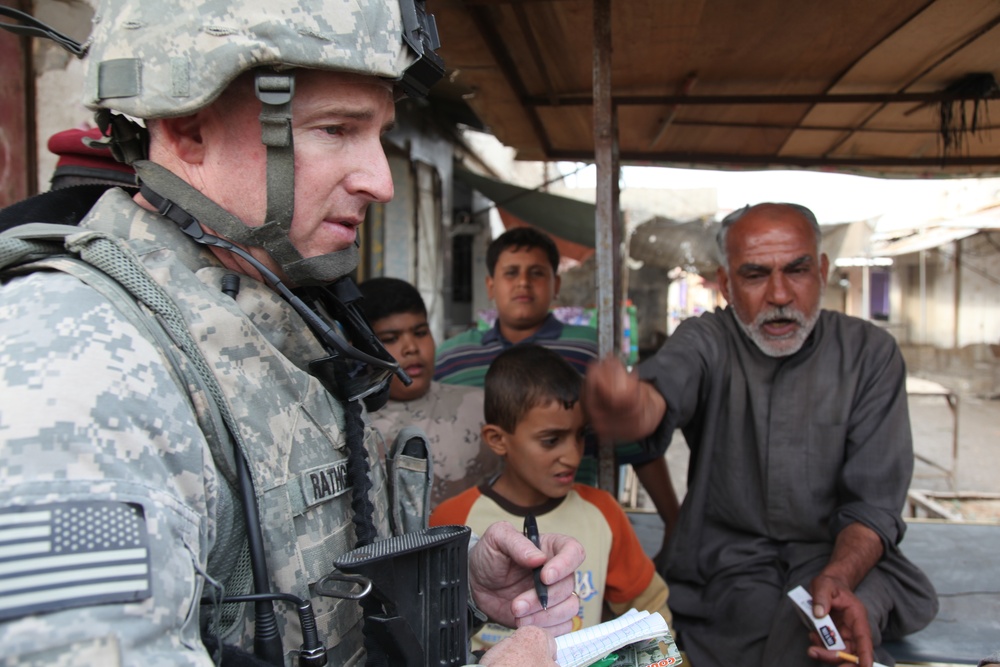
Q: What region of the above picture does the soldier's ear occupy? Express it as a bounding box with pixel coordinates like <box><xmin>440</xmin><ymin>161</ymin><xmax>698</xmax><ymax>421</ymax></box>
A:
<box><xmin>482</xmin><ymin>424</ymin><xmax>508</xmax><ymax>456</ymax></box>
<box><xmin>155</xmin><ymin>112</ymin><xmax>209</xmax><ymax>165</ymax></box>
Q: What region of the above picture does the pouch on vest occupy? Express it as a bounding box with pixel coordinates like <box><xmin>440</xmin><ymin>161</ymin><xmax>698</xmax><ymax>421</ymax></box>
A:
<box><xmin>387</xmin><ymin>426</ymin><xmax>432</xmax><ymax>535</ymax></box>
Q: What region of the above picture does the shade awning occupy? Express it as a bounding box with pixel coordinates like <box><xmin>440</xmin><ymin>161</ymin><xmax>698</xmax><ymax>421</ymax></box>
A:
<box><xmin>432</xmin><ymin>0</ymin><xmax>1000</xmax><ymax>178</ymax></box>
<box><xmin>871</xmin><ymin>227</ymin><xmax>980</xmax><ymax>256</ymax></box>
<box><xmin>456</xmin><ymin>168</ymin><xmax>600</xmax><ymax>247</ymax></box>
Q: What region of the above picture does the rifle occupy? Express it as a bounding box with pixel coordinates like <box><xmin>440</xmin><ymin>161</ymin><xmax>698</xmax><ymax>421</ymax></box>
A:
<box><xmin>324</xmin><ymin>525</ymin><xmax>472</xmax><ymax>666</ymax></box>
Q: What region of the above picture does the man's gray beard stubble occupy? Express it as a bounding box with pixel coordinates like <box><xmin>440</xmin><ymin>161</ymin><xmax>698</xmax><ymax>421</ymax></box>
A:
<box><xmin>733</xmin><ymin>305</ymin><xmax>821</xmax><ymax>357</ymax></box>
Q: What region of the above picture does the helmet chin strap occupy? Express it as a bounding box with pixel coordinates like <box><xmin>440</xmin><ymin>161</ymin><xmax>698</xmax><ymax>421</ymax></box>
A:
<box><xmin>134</xmin><ymin>159</ymin><xmax>360</xmax><ymax>286</ymax></box>
<box><xmin>252</xmin><ymin>70</ymin><xmax>362</xmax><ymax>286</ymax></box>
<box><xmin>131</xmin><ymin>69</ymin><xmax>360</xmax><ymax>287</ymax></box>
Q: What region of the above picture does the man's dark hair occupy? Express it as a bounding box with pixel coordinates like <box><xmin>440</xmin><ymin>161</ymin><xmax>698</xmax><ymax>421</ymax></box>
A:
<box><xmin>484</xmin><ymin>344</ymin><xmax>580</xmax><ymax>432</ymax></box>
<box><xmin>486</xmin><ymin>227</ymin><xmax>560</xmax><ymax>276</ymax></box>
<box><xmin>357</xmin><ymin>277</ymin><xmax>427</xmax><ymax>323</ymax></box>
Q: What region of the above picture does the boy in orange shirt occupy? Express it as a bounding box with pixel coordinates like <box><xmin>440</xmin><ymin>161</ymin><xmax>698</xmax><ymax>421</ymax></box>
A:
<box><xmin>430</xmin><ymin>344</ymin><xmax>670</xmax><ymax>651</ymax></box>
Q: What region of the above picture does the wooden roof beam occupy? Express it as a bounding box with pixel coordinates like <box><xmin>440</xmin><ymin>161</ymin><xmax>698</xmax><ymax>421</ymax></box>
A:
<box><xmin>467</xmin><ymin>3</ymin><xmax>554</xmax><ymax>154</ymax></box>
<box><xmin>823</xmin><ymin>12</ymin><xmax>1000</xmax><ymax>158</ymax></box>
<box><xmin>545</xmin><ymin>150</ymin><xmax>1000</xmax><ymax>168</ymax></box>
<box><xmin>648</xmin><ymin>72</ymin><xmax>698</xmax><ymax>149</ymax></box>
<box><xmin>511</xmin><ymin>2</ymin><xmax>560</xmax><ymax>106</ymax></box>
<box><xmin>523</xmin><ymin>90</ymin><xmax>1000</xmax><ymax>106</ymax></box>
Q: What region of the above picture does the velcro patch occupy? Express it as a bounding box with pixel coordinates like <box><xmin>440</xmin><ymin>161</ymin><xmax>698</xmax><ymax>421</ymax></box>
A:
<box><xmin>0</xmin><ymin>500</ymin><xmax>152</xmax><ymax>621</ymax></box>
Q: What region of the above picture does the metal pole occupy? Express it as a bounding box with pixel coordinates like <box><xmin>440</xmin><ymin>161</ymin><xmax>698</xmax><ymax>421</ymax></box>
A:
<box><xmin>919</xmin><ymin>250</ymin><xmax>927</xmax><ymax>343</ymax></box>
<box><xmin>861</xmin><ymin>264</ymin><xmax>871</xmax><ymax>321</ymax></box>
<box><xmin>593</xmin><ymin>0</ymin><xmax>618</xmax><ymax>493</ymax></box>
<box><xmin>953</xmin><ymin>240</ymin><xmax>961</xmax><ymax>349</ymax></box>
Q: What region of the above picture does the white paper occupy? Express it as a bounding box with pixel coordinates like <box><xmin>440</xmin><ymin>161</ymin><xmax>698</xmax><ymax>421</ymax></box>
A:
<box><xmin>787</xmin><ymin>585</ymin><xmax>848</xmax><ymax>651</ymax></box>
<box><xmin>555</xmin><ymin>609</ymin><xmax>670</xmax><ymax>667</ymax></box>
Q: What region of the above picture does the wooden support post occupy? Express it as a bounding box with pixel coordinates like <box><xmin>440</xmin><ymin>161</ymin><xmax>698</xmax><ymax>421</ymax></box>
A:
<box><xmin>593</xmin><ymin>0</ymin><xmax>620</xmax><ymax>494</ymax></box>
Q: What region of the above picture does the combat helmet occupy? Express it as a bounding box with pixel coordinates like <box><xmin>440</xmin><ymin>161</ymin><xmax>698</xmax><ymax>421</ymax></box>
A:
<box><xmin>82</xmin><ymin>0</ymin><xmax>444</xmax><ymax>285</ymax></box>
<box><xmin>0</xmin><ymin>0</ymin><xmax>426</xmax><ymax>404</ymax></box>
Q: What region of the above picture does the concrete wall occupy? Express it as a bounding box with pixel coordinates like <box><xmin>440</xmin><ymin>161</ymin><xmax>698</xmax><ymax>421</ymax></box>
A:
<box><xmin>897</xmin><ymin>246</ymin><xmax>960</xmax><ymax>349</ymax></box>
<box><xmin>954</xmin><ymin>233</ymin><xmax>1000</xmax><ymax>348</ymax></box>
<box><xmin>894</xmin><ymin>232</ymin><xmax>1000</xmax><ymax>393</ymax></box>
<box><xmin>374</xmin><ymin>102</ymin><xmax>470</xmax><ymax>344</ymax></box>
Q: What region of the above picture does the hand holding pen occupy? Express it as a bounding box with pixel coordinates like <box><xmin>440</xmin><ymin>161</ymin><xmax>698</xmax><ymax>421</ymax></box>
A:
<box><xmin>465</xmin><ymin>521</ymin><xmax>583</xmax><ymax>633</ymax></box>
<box><xmin>523</xmin><ymin>514</ymin><xmax>548</xmax><ymax>609</ymax></box>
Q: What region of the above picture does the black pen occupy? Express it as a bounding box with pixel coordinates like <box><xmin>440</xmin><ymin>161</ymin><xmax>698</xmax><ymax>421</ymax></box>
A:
<box><xmin>523</xmin><ymin>513</ymin><xmax>548</xmax><ymax>610</ymax></box>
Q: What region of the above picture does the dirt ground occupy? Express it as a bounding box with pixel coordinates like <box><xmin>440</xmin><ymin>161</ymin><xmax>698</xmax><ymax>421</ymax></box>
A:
<box><xmin>906</xmin><ymin>385</ymin><xmax>1000</xmax><ymax>524</ymax></box>
<box><xmin>957</xmin><ymin>499</ymin><xmax>1000</xmax><ymax>522</ymax></box>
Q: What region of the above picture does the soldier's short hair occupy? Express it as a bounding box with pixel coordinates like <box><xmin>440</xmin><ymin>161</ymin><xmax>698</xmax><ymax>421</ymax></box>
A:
<box><xmin>484</xmin><ymin>344</ymin><xmax>580</xmax><ymax>433</ymax></box>
<box><xmin>358</xmin><ymin>277</ymin><xmax>426</xmax><ymax>323</ymax></box>
<box><xmin>486</xmin><ymin>227</ymin><xmax>560</xmax><ymax>276</ymax></box>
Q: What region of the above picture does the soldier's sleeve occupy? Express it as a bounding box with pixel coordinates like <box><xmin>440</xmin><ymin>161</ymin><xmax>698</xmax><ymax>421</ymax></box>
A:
<box><xmin>0</xmin><ymin>272</ymin><xmax>216</xmax><ymax>666</ymax></box>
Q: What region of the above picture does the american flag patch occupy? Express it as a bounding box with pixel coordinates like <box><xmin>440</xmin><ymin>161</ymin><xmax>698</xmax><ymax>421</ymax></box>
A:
<box><xmin>0</xmin><ymin>501</ymin><xmax>152</xmax><ymax>621</ymax></box>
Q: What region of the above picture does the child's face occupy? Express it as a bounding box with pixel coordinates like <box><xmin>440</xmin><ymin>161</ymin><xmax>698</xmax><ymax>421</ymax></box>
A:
<box><xmin>487</xmin><ymin>399</ymin><xmax>586</xmax><ymax>507</ymax></box>
<box><xmin>486</xmin><ymin>246</ymin><xmax>560</xmax><ymax>333</ymax></box>
<box><xmin>371</xmin><ymin>311</ymin><xmax>435</xmax><ymax>401</ymax></box>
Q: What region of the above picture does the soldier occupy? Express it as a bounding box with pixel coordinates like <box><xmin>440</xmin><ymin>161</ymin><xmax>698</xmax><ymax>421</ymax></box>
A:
<box><xmin>0</xmin><ymin>1</ymin><xmax>583</xmax><ymax>665</ymax></box>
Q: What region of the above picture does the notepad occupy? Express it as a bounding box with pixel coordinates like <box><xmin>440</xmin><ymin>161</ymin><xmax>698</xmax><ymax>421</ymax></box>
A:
<box><xmin>555</xmin><ymin>609</ymin><xmax>671</xmax><ymax>667</ymax></box>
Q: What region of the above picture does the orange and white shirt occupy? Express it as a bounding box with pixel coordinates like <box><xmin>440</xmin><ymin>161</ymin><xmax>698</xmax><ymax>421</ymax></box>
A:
<box><xmin>430</xmin><ymin>482</ymin><xmax>670</xmax><ymax>651</ymax></box>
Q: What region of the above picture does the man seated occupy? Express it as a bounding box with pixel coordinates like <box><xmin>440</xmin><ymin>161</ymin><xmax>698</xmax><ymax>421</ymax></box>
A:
<box><xmin>359</xmin><ymin>276</ymin><xmax>501</xmax><ymax>508</ymax></box>
<box><xmin>432</xmin><ymin>344</ymin><xmax>670</xmax><ymax>651</ymax></box>
<box><xmin>584</xmin><ymin>203</ymin><xmax>938</xmax><ymax>667</ymax></box>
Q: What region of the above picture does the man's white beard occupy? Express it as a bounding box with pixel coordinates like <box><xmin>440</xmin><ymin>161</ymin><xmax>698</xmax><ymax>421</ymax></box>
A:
<box><xmin>734</xmin><ymin>304</ymin><xmax>821</xmax><ymax>357</ymax></box>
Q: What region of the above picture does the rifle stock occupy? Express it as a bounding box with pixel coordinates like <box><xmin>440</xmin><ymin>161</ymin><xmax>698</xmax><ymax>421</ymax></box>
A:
<box><xmin>333</xmin><ymin>524</ymin><xmax>471</xmax><ymax>666</ymax></box>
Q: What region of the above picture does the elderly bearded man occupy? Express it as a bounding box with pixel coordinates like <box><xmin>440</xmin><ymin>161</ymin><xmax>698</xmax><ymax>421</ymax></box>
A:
<box><xmin>584</xmin><ymin>203</ymin><xmax>937</xmax><ymax>667</ymax></box>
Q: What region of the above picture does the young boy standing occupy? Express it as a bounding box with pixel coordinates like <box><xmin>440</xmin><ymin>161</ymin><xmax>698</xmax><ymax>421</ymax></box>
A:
<box><xmin>434</xmin><ymin>226</ymin><xmax>597</xmax><ymax>385</ymax></box>
<box><xmin>359</xmin><ymin>277</ymin><xmax>501</xmax><ymax>508</ymax></box>
<box><xmin>434</xmin><ymin>226</ymin><xmax>680</xmax><ymax>565</ymax></box>
<box><xmin>430</xmin><ymin>344</ymin><xmax>670</xmax><ymax>650</ymax></box>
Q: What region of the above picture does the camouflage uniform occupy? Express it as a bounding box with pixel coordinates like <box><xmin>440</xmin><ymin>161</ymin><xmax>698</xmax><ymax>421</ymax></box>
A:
<box><xmin>370</xmin><ymin>382</ymin><xmax>501</xmax><ymax>509</ymax></box>
<box><xmin>0</xmin><ymin>189</ymin><xmax>392</xmax><ymax>666</ymax></box>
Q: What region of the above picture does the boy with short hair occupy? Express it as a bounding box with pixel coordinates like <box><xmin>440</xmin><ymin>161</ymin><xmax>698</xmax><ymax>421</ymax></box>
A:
<box><xmin>434</xmin><ymin>226</ymin><xmax>598</xmax><ymax>385</ymax></box>
<box><xmin>431</xmin><ymin>344</ymin><xmax>670</xmax><ymax>651</ymax></box>
<box><xmin>359</xmin><ymin>277</ymin><xmax>501</xmax><ymax>508</ymax></box>
<box><xmin>434</xmin><ymin>226</ymin><xmax>680</xmax><ymax>564</ymax></box>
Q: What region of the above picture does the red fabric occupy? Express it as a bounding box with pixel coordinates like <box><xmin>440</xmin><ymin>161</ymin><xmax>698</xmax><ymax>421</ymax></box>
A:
<box><xmin>498</xmin><ymin>211</ymin><xmax>595</xmax><ymax>266</ymax></box>
<box><xmin>429</xmin><ymin>486</ymin><xmax>482</xmax><ymax>528</ymax></box>
<box><xmin>47</xmin><ymin>128</ymin><xmax>134</xmax><ymax>175</ymax></box>
<box><xmin>431</xmin><ymin>483</ymin><xmax>655</xmax><ymax>605</ymax></box>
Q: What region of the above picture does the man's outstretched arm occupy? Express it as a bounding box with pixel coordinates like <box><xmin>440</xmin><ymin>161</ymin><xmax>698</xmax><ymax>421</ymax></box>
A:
<box><xmin>583</xmin><ymin>357</ymin><xmax>667</xmax><ymax>443</ymax></box>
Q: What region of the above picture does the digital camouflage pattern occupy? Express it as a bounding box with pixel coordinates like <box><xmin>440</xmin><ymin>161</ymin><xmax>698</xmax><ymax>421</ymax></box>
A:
<box><xmin>370</xmin><ymin>382</ymin><xmax>501</xmax><ymax>509</ymax></box>
<box><xmin>0</xmin><ymin>188</ymin><xmax>393</xmax><ymax>666</ymax></box>
<box><xmin>84</xmin><ymin>0</ymin><xmax>415</xmax><ymax>118</ymax></box>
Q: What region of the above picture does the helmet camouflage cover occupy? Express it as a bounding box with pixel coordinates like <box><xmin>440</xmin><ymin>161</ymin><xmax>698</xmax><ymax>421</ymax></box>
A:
<box><xmin>79</xmin><ymin>0</ymin><xmax>441</xmax><ymax>286</ymax></box>
<box><xmin>84</xmin><ymin>0</ymin><xmax>417</xmax><ymax>118</ymax></box>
